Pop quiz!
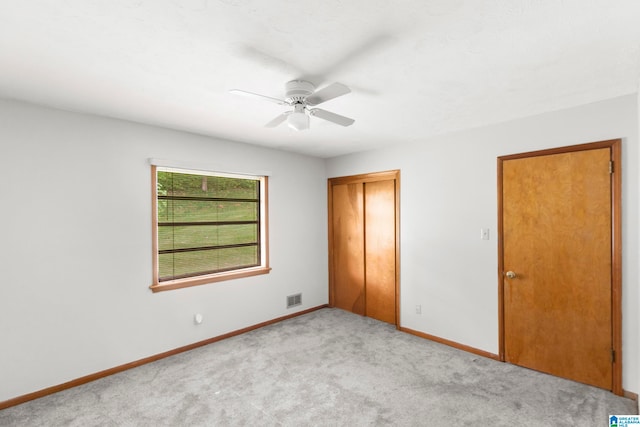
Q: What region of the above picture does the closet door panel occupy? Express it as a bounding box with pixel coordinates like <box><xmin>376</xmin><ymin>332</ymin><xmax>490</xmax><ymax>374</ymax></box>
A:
<box><xmin>331</xmin><ymin>183</ymin><xmax>366</xmax><ymax>315</ymax></box>
<box><xmin>364</xmin><ymin>180</ymin><xmax>396</xmax><ymax>324</ymax></box>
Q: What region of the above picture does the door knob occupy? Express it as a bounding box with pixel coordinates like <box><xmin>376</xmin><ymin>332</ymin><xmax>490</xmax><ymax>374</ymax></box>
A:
<box><xmin>505</xmin><ymin>271</ymin><xmax>517</xmax><ymax>279</ymax></box>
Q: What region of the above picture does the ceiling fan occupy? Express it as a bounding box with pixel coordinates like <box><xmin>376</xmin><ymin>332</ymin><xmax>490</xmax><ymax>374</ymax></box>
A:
<box><xmin>230</xmin><ymin>80</ymin><xmax>355</xmax><ymax>131</ymax></box>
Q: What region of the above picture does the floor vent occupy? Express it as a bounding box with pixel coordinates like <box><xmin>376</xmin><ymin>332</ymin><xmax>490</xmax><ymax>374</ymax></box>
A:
<box><xmin>286</xmin><ymin>293</ymin><xmax>302</xmax><ymax>308</ymax></box>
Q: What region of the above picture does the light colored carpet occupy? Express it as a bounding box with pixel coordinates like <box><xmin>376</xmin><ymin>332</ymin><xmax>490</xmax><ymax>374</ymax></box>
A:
<box><xmin>1</xmin><ymin>308</ymin><xmax>637</xmax><ymax>426</ymax></box>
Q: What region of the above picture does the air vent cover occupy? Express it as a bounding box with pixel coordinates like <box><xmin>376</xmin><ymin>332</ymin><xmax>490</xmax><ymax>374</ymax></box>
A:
<box><xmin>286</xmin><ymin>293</ymin><xmax>302</xmax><ymax>308</ymax></box>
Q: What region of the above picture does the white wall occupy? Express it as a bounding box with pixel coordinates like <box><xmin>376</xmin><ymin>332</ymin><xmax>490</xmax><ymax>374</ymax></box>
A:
<box><xmin>1</xmin><ymin>94</ymin><xmax>637</xmax><ymax>403</ymax></box>
<box><xmin>326</xmin><ymin>94</ymin><xmax>639</xmax><ymax>394</ymax></box>
<box><xmin>0</xmin><ymin>99</ymin><xmax>328</xmax><ymax>402</ymax></box>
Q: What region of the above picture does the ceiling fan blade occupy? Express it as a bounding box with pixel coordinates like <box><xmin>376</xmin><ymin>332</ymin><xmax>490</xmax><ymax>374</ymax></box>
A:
<box><xmin>264</xmin><ymin>112</ymin><xmax>289</xmax><ymax>128</ymax></box>
<box><xmin>305</xmin><ymin>83</ymin><xmax>351</xmax><ymax>106</ymax></box>
<box><xmin>229</xmin><ymin>89</ymin><xmax>287</xmax><ymax>105</ymax></box>
<box><xmin>309</xmin><ymin>108</ymin><xmax>355</xmax><ymax>127</ymax></box>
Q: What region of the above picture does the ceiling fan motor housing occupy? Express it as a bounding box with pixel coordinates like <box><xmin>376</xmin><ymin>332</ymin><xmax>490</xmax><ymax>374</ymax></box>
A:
<box><xmin>285</xmin><ymin>80</ymin><xmax>315</xmax><ymax>104</ymax></box>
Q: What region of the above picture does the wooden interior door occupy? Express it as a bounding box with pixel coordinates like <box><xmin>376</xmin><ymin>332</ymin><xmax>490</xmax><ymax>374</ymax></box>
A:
<box><xmin>499</xmin><ymin>140</ymin><xmax>621</xmax><ymax>392</ymax></box>
<box><xmin>329</xmin><ymin>171</ymin><xmax>399</xmax><ymax>325</ymax></box>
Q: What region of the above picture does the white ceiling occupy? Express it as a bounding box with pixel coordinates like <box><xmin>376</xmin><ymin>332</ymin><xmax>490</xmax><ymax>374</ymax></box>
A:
<box><xmin>1</xmin><ymin>1</ymin><xmax>640</xmax><ymax>158</ymax></box>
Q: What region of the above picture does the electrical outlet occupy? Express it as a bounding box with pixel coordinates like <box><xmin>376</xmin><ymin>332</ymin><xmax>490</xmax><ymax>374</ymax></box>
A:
<box><xmin>415</xmin><ymin>305</ymin><xmax>421</xmax><ymax>314</ymax></box>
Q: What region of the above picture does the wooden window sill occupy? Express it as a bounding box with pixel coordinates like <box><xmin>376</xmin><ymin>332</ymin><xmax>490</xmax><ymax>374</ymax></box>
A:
<box><xmin>150</xmin><ymin>266</ymin><xmax>272</xmax><ymax>293</ymax></box>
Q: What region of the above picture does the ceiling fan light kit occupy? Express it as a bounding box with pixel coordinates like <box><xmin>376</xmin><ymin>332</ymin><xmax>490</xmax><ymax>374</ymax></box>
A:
<box><xmin>230</xmin><ymin>80</ymin><xmax>354</xmax><ymax>131</ymax></box>
<box><xmin>288</xmin><ymin>104</ymin><xmax>309</xmax><ymax>131</ymax></box>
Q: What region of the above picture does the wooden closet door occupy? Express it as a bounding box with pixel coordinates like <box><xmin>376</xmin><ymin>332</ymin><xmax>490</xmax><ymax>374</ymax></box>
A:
<box><xmin>365</xmin><ymin>180</ymin><xmax>396</xmax><ymax>324</ymax></box>
<box><xmin>329</xmin><ymin>170</ymin><xmax>399</xmax><ymax>325</ymax></box>
<box><xmin>331</xmin><ymin>183</ymin><xmax>365</xmax><ymax>315</ymax></box>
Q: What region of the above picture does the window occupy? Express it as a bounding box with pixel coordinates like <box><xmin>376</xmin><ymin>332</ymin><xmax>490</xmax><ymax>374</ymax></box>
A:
<box><xmin>150</xmin><ymin>166</ymin><xmax>270</xmax><ymax>292</ymax></box>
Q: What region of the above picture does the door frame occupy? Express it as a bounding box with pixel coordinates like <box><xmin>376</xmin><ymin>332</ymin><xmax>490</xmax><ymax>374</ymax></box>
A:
<box><xmin>497</xmin><ymin>139</ymin><xmax>622</xmax><ymax>395</ymax></box>
<box><xmin>327</xmin><ymin>170</ymin><xmax>401</xmax><ymax>327</ymax></box>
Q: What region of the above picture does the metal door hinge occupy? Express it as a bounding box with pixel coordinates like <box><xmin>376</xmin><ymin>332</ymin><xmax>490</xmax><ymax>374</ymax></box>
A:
<box><xmin>609</xmin><ymin>161</ymin><xmax>614</xmax><ymax>174</ymax></box>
